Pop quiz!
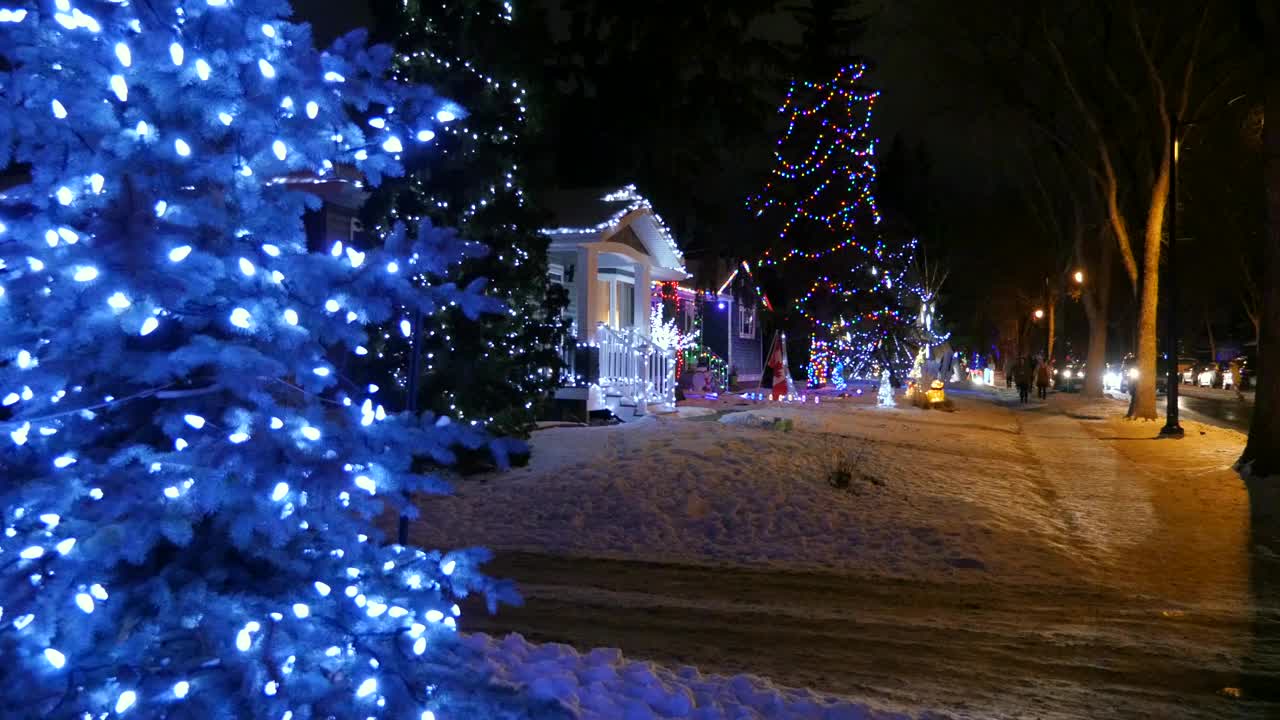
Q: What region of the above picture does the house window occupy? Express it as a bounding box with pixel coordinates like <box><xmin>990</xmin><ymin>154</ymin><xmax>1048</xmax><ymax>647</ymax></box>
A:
<box><xmin>738</xmin><ymin>304</ymin><xmax>756</xmax><ymax>339</ymax></box>
<box><xmin>548</xmin><ymin>263</ymin><xmax>565</xmax><ymax>286</ymax></box>
<box><xmin>597</xmin><ymin>267</ymin><xmax>636</xmax><ymax>329</ymax></box>
<box><xmin>612</xmin><ymin>278</ymin><xmax>636</xmax><ymax>328</ymax></box>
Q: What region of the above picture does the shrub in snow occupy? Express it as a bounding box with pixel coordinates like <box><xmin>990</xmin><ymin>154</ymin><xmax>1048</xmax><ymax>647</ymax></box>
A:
<box><xmin>0</xmin><ymin>1</ymin><xmax>527</xmax><ymax>717</ymax></box>
<box><xmin>827</xmin><ymin>455</ymin><xmax>855</xmax><ymax>489</ymax></box>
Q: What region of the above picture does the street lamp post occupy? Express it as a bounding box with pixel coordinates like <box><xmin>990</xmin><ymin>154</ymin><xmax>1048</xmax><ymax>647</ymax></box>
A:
<box><xmin>1157</xmin><ymin>95</ymin><xmax>1245</xmax><ymax>435</ymax></box>
<box><xmin>1039</xmin><ymin>271</ymin><xmax>1083</xmax><ymax>373</ymax></box>
<box><xmin>1160</xmin><ymin>111</ymin><xmax>1184</xmax><ymax>438</ymax></box>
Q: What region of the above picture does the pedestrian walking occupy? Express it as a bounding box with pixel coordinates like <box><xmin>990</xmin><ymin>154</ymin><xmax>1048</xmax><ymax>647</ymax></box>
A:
<box><xmin>1014</xmin><ymin>357</ymin><xmax>1032</xmax><ymax>404</ymax></box>
<box><xmin>1035</xmin><ymin>359</ymin><xmax>1051</xmax><ymax>400</ymax></box>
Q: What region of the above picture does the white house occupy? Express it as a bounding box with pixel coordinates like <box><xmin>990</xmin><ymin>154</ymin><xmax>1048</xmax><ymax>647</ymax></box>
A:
<box><xmin>542</xmin><ymin>185</ymin><xmax>689</xmax><ymax>420</ymax></box>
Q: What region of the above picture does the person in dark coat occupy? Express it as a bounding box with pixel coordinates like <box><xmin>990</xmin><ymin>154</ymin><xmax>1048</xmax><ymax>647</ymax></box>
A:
<box><xmin>1035</xmin><ymin>359</ymin><xmax>1051</xmax><ymax>399</ymax></box>
<box><xmin>1014</xmin><ymin>358</ymin><xmax>1032</xmax><ymax>404</ymax></box>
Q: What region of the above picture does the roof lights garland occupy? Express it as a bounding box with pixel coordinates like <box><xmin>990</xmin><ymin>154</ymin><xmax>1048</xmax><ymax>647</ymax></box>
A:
<box><xmin>543</xmin><ymin>184</ymin><xmax>687</xmax><ymax>275</ymax></box>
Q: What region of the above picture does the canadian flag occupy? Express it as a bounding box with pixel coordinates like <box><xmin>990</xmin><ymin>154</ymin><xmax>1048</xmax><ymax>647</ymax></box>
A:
<box><xmin>764</xmin><ymin>332</ymin><xmax>793</xmax><ymax>400</ymax></box>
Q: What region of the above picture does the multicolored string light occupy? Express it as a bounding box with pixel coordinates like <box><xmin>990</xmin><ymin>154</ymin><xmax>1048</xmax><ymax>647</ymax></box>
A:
<box><xmin>747</xmin><ymin>63</ymin><xmax>883</xmax><ymax>268</ymax></box>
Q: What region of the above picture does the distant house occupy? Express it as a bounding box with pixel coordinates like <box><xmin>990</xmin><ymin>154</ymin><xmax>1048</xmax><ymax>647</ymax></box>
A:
<box><xmin>671</xmin><ymin>261</ymin><xmax>766</xmax><ymax>388</ymax></box>
<box><xmin>542</xmin><ymin>186</ymin><xmax>690</xmax><ymax>420</ymax></box>
<box><xmin>543</xmin><ymin>185</ymin><xmax>690</xmax><ymax>338</ymax></box>
<box><xmin>541</xmin><ymin>186</ymin><xmax>766</xmax><ymax>416</ymax></box>
<box><xmin>289</xmin><ymin>167</ymin><xmax>372</xmax><ymax>253</ymax></box>
<box><xmin>294</xmin><ymin>179</ymin><xmax>764</xmax><ymax>418</ymax></box>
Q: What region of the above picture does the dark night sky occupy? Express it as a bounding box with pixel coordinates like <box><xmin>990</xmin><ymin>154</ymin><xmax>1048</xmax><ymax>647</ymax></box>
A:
<box><xmin>293</xmin><ymin>0</ymin><xmax>1019</xmax><ymax>196</ymax></box>
<box><xmin>291</xmin><ymin>0</ymin><xmax>1031</xmax><ymax>344</ymax></box>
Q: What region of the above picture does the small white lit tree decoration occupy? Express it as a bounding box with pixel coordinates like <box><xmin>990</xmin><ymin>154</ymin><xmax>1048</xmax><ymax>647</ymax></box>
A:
<box><xmin>877</xmin><ymin>369</ymin><xmax>896</xmax><ymax>408</ymax></box>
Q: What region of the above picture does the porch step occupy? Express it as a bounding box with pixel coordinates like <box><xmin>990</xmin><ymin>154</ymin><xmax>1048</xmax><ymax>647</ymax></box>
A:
<box><xmin>554</xmin><ymin>387</ymin><xmax>589</xmax><ymax>401</ymax></box>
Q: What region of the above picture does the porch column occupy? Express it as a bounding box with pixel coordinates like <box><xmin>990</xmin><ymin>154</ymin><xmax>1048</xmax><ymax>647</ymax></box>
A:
<box><xmin>726</xmin><ymin>297</ymin><xmax>734</xmax><ymax>371</ymax></box>
<box><xmin>575</xmin><ymin>245</ymin><xmax>599</xmax><ymax>341</ymax></box>
<box><xmin>633</xmin><ymin>262</ymin><xmax>651</xmax><ymax>334</ymax></box>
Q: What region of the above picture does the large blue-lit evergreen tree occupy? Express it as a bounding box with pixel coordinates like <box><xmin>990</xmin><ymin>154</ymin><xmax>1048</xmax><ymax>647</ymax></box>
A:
<box><xmin>0</xmin><ymin>1</ymin><xmax>535</xmax><ymax>717</ymax></box>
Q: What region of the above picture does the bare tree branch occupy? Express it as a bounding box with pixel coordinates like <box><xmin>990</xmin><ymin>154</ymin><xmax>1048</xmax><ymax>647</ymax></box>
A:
<box><xmin>1044</xmin><ymin>10</ymin><xmax>1141</xmax><ymax>287</ymax></box>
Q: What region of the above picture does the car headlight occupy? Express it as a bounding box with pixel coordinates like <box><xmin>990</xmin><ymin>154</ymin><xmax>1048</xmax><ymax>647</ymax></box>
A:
<box><xmin>1127</xmin><ymin>368</ymin><xmax>1139</xmax><ymax>379</ymax></box>
<box><xmin>1104</xmin><ymin>372</ymin><xmax>1120</xmax><ymax>387</ymax></box>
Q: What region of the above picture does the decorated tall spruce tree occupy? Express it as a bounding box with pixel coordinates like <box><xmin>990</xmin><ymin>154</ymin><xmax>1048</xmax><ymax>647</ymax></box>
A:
<box><xmin>0</xmin><ymin>1</ymin><xmax>530</xmax><ymax>716</ymax></box>
<box><xmin>361</xmin><ymin>0</ymin><xmax>567</xmax><ymax>438</ymax></box>
<box><xmin>747</xmin><ymin>63</ymin><xmax>945</xmax><ymax>386</ymax></box>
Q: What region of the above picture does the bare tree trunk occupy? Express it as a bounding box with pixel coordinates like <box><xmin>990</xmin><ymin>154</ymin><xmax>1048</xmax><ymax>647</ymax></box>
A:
<box><xmin>1047</xmin><ymin>288</ymin><xmax>1057</xmax><ymax>365</ymax></box>
<box><xmin>1082</xmin><ymin>252</ymin><xmax>1112</xmax><ymax>398</ymax></box>
<box><xmin>1084</xmin><ymin>312</ymin><xmax>1108</xmax><ymax>396</ymax></box>
<box><xmin>1126</xmin><ymin>3</ymin><xmax>1203</xmax><ymax>421</ymax></box>
<box><xmin>1241</xmin><ymin>4</ymin><xmax>1280</xmax><ymax>474</ymax></box>
<box><xmin>1130</xmin><ymin>158</ymin><xmax>1170</xmax><ymax>419</ymax></box>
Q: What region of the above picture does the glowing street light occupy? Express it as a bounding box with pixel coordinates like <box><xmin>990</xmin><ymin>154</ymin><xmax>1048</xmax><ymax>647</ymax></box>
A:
<box><xmin>1073</xmin><ymin>270</ymin><xmax>1084</xmax><ymax>284</ymax></box>
<box><xmin>1033</xmin><ymin>309</ymin><xmax>1045</xmax><ymax>320</ymax></box>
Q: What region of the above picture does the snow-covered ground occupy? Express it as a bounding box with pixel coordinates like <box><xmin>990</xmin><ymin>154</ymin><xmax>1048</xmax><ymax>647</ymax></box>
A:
<box><xmin>404</xmin><ymin>384</ymin><xmax>1279</xmax><ymax>719</ymax></box>
<box><xmin>463</xmin><ymin>632</ymin><xmax>902</xmax><ymax>719</ymax></box>
<box><xmin>412</xmin><ymin>385</ymin><xmax>1246</xmax><ymax>585</ymax></box>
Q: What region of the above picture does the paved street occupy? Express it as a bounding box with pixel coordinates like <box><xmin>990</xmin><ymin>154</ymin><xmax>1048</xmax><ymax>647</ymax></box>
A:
<box><xmin>1167</xmin><ymin>391</ymin><xmax>1255</xmax><ymax>433</ymax></box>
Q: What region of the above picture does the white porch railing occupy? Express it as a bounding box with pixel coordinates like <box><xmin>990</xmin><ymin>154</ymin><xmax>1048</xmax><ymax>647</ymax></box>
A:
<box><xmin>594</xmin><ymin>323</ymin><xmax>675</xmax><ymax>412</ymax></box>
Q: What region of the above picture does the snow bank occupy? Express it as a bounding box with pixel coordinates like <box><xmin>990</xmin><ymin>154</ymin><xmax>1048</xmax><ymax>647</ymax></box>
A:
<box><xmin>466</xmin><ymin>632</ymin><xmax>900</xmax><ymax>719</ymax></box>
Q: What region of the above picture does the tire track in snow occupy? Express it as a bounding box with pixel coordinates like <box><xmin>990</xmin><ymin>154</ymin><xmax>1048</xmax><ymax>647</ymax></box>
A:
<box><xmin>462</xmin><ymin>551</ymin><xmax>1274</xmax><ymax>720</ymax></box>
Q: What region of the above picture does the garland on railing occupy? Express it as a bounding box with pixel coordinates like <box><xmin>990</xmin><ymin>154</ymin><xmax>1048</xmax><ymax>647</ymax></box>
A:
<box><xmin>680</xmin><ymin>345</ymin><xmax>729</xmax><ymax>391</ymax></box>
<box><xmin>593</xmin><ymin>323</ymin><xmax>678</xmax><ymax>410</ymax></box>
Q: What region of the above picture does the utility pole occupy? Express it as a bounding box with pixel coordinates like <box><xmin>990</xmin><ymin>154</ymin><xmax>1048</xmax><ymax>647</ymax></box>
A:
<box><xmin>1160</xmin><ymin>111</ymin><xmax>1184</xmax><ymax>438</ymax></box>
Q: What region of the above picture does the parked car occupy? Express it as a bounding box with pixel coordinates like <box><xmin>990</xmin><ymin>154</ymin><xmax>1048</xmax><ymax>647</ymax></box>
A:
<box><xmin>1197</xmin><ymin>365</ymin><xmax>1217</xmax><ymax>387</ymax></box>
<box><xmin>1056</xmin><ymin>361</ymin><xmax>1085</xmax><ymax>392</ymax></box>
<box><xmin>1174</xmin><ymin>356</ymin><xmax>1197</xmax><ymax>384</ymax></box>
<box><xmin>1115</xmin><ymin>353</ymin><xmax>1172</xmax><ymax>394</ymax></box>
<box><xmin>1118</xmin><ymin>354</ymin><xmax>1139</xmax><ymax>394</ymax></box>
